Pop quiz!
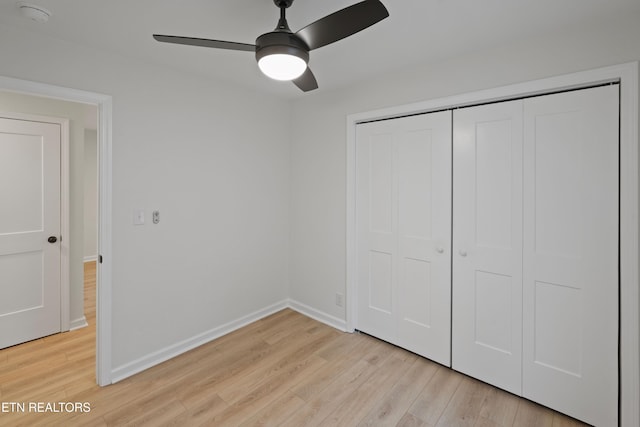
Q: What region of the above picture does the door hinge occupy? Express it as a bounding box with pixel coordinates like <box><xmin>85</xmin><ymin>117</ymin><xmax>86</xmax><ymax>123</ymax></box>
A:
<box><xmin>99</xmin><ymin>255</ymin><xmax>103</xmax><ymax>264</ymax></box>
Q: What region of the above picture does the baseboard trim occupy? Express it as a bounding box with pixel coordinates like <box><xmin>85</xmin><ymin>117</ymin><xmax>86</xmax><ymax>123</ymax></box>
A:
<box><xmin>69</xmin><ymin>316</ymin><xmax>88</xmax><ymax>331</ymax></box>
<box><xmin>110</xmin><ymin>300</ymin><xmax>288</xmax><ymax>383</ymax></box>
<box><xmin>287</xmin><ymin>299</ymin><xmax>348</xmax><ymax>332</ymax></box>
<box><xmin>110</xmin><ymin>300</ymin><xmax>348</xmax><ymax>383</ymax></box>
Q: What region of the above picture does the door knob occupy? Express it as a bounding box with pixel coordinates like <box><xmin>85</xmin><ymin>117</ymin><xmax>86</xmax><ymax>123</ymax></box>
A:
<box><xmin>458</xmin><ymin>250</ymin><xmax>467</xmax><ymax>257</ymax></box>
<box><xmin>436</xmin><ymin>247</ymin><xmax>444</xmax><ymax>254</ymax></box>
<box><xmin>47</xmin><ymin>236</ymin><xmax>58</xmax><ymax>243</ymax></box>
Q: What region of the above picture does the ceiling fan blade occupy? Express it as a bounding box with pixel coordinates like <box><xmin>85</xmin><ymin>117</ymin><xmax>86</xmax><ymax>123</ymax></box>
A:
<box><xmin>153</xmin><ymin>35</ymin><xmax>255</xmax><ymax>52</ymax></box>
<box><xmin>293</xmin><ymin>68</ymin><xmax>319</xmax><ymax>92</ymax></box>
<box><xmin>295</xmin><ymin>0</ymin><xmax>389</xmax><ymax>51</ymax></box>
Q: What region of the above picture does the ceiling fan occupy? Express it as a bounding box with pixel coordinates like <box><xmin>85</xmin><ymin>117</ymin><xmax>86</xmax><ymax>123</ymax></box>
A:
<box><xmin>153</xmin><ymin>0</ymin><xmax>389</xmax><ymax>92</ymax></box>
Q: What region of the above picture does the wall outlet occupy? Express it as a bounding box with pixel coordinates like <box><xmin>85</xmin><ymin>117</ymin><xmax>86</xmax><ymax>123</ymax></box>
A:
<box><xmin>335</xmin><ymin>293</ymin><xmax>344</xmax><ymax>307</ymax></box>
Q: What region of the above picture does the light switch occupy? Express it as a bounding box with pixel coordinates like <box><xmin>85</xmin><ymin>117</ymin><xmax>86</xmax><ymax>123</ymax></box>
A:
<box><xmin>133</xmin><ymin>209</ymin><xmax>145</xmax><ymax>225</ymax></box>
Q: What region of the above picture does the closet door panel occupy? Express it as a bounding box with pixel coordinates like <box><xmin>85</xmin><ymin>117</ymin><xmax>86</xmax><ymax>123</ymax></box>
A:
<box><xmin>397</xmin><ymin>116</ymin><xmax>452</xmax><ymax>365</ymax></box>
<box><xmin>522</xmin><ymin>86</ymin><xmax>619</xmax><ymax>427</ymax></box>
<box><xmin>357</xmin><ymin>131</ymin><xmax>396</xmax><ymax>342</ymax></box>
<box><xmin>452</xmin><ymin>100</ymin><xmax>523</xmax><ymax>395</ymax></box>
<box><xmin>356</xmin><ymin>111</ymin><xmax>452</xmax><ymax>365</ymax></box>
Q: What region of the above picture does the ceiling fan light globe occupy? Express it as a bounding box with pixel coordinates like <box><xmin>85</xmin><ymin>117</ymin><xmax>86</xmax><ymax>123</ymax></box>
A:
<box><xmin>258</xmin><ymin>54</ymin><xmax>307</xmax><ymax>81</ymax></box>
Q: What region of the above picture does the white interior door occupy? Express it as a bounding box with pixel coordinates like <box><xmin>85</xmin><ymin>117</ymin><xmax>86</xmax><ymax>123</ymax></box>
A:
<box><xmin>356</xmin><ymin>111</ymin><xmax>452</xmax><ymax>366</ymax></box>
<box><xmin>522</xmin><ymin>86</ymin><xmax>619</xmax><ymax>427</ymax></box>
<box><xmin>0</xmin><ymin>116</ymin><xmax>61</xmax><ymax>349</ymax></box>
<box><xmin>452</xmin><ymin>100</ymin><xmax>524</xmax><ymax>395</ymax></box>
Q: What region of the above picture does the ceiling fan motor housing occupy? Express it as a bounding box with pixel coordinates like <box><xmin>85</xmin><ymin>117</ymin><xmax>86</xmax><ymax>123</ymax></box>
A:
<box><xmin>255</xmin><ymin>32</ymin><xmax>310</xmax><ymax>64</ymax></box>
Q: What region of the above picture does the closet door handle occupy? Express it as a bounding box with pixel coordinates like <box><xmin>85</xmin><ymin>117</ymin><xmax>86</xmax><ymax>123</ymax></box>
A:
<box><xmin>458</xmin><ymin>250</ymin><xmax>467</xmax><ymax>257</ymax></box>
<box><xmin>436</xmin><ymin>247</ymin><xmax>444</xmax><ymax>254</ymax></box>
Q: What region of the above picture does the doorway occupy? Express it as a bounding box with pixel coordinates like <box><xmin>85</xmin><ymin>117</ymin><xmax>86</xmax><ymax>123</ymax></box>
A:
<box><xmin>0</xmin><ymin>75</ymin><xmax>113</xmax><ymax>386</ymax></box>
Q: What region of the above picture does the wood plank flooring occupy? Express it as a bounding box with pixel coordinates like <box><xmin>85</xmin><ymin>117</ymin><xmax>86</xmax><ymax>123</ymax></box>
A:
<box><xmin>0</xmin><ymin>262</ymin><xmax>589</xmax><ymax>426</ymax></box>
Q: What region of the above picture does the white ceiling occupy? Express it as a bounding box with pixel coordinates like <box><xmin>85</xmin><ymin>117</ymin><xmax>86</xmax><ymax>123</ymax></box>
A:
<box><xmin>1</xmin><ymin>0</ymin><xmax>639</xmax><ymax>99</ymax></box>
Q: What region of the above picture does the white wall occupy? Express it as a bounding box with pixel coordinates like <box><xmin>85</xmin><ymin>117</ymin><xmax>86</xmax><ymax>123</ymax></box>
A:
<box><xmin>0</xmin><ymin>91</ymin><xmax>87</xmax><ymax>327</ymax></box>
<box><xmin>0</xmin><ymin>25</ymin><xmax>291</xmax><ymax>370</ymax></box>
<box><xmin>288</xmin><ymin>13</ymin><xmax>640</xmax><ymax>320</ymax></box>
<box><xmin>84</xmin><ymin>129</ymin><xmax>98</xmax><ymax>261</ymax></box>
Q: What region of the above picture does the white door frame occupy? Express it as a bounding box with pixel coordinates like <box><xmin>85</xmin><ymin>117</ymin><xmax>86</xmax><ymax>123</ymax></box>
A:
<box><xmin>0</xmin><ymin>75</ymin><xmax>113</xmax><ymax>386</ymax></box>
<box><xmin>346</xmin><ymin>61</ymin><xmax>639</xmax><ymax>426</ymax></box>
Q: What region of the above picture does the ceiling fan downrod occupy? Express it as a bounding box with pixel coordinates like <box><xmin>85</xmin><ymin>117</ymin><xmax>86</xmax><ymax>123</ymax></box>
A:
<box><xmin>276</xmin><ymin>1</ymin><xmax>292</xmax><ymax>32</ymax></box>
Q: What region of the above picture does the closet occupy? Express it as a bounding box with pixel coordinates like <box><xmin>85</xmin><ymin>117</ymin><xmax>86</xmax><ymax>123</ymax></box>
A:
<box><xmin>355</xmin><ymin>85</ymin><xmax>619</xmax><ymax>427</ymax></box>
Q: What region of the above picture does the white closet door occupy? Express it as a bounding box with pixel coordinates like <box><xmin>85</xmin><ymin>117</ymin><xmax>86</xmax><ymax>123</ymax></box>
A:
<box><xmin>522</xmin><ymin>86</ymin><xmax>619</xmax><ymax>427</ymax></box>
<box><xmin>452</xmin><ymin>100</ymin><xmax>524</xmax><ymax>394</ymax></box>
<box><xmin>356</xmin><ymin>111</ymin><xmax>452</xmax><ymax>365</ymax></box>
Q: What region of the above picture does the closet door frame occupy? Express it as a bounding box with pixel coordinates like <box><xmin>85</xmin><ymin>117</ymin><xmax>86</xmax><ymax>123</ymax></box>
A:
<box><xmin>346</xmin><ymin>61</ymin><xmax>638</xmax><ymax>427</ymax></box>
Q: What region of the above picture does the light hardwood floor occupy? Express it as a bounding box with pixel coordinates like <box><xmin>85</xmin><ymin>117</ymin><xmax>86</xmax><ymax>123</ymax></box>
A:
<box><xmin>0</xmin><ymin>262</ymin><xmax>588</xmax><ymax>426</ymax></box>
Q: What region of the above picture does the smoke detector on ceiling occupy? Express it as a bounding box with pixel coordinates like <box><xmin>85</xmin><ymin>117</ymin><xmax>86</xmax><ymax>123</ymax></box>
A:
<box><xmin>17</xmin><ymin>2</ymin><xmax>51</xmax><ymax>23</ymax></box>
